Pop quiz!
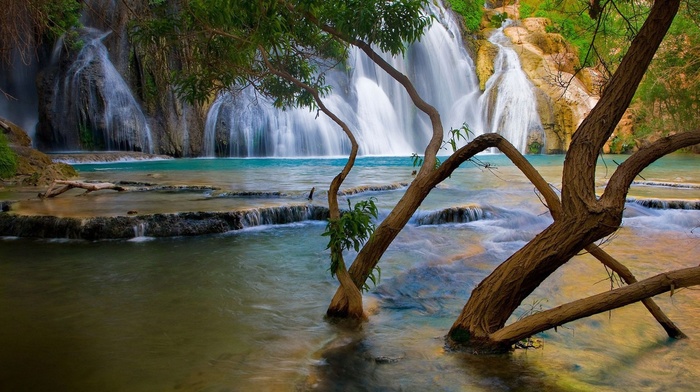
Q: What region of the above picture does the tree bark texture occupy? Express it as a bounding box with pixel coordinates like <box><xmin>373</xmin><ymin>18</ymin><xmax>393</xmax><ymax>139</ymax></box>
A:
<box><xmin>325</xmin><ymin>0</ymin><xmax>698</xmax><ymax>351</ymax></box>
<box><xmin>561</xmin><ymin>0</ymin><xmax>681</xmax><ymax>212</ymax></box>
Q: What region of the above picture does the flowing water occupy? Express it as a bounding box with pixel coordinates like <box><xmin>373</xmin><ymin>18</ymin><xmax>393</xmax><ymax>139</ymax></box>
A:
<box><xmin>45</xmin><ymin>29</ymin><xmax>154</xmax><ymax>153</ymax></box>
<box><xmin>2</xmin><ymin>1</ymin><xmax>543</xmax><ymax>158</ymax></box>
<box><xmin>202</xmin><ymin>2</ymin><xmax>541</xmax><ymax>158</ymax></box>
<box><xmin>479</xmin><ymin>22</ymin><xmax>544</xmax><ymax>153</ymax></box>
<box><xmin>1</xmin><ymin>154</ymin><xmax>699</xmax><ymax>391</ymax></box>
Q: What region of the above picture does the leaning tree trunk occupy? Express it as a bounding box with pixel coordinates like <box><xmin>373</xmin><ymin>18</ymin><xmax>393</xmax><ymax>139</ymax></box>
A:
<box><xmin>447</xmin><ymin>213</ymin><xmax>621</xmax><ymax>351</ymax></box>
<box><xmin>447</xmin><ymin>0</ymin><xmax>682</xmax><ymax>351</ymax></box>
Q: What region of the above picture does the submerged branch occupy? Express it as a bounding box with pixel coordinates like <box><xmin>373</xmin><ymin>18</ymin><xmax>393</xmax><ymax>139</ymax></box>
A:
<box><xmin>490</xmin><ymin>266</ymin><xmax>700</xmax><ymax>345</ymax></box>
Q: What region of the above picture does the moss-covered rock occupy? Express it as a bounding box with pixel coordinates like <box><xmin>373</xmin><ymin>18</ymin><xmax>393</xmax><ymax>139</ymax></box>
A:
<box><xmin>0</xmin><ymin>117</ymin><xmax>77</xmax><ymax>186</ymax></box>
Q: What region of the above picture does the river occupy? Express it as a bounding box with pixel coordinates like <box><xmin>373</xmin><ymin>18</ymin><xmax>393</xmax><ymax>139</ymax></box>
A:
<box><xmin>1</xmin><ymin>154</ymin><xmax>699</xmax><ymax>391</ymax></box>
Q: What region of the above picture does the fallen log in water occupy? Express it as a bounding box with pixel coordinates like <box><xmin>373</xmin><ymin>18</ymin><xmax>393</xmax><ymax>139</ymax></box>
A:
<box><xmin>39</xmin><ymin>180</ymin><xmax>127</xmax><ymax>198</ymax></box>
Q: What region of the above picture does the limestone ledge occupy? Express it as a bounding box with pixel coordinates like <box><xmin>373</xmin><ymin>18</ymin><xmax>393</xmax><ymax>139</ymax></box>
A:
<box><xmin>0</xmin><ymin>205</ymin><xmax>330</xmax><ymax>240</ymax></box>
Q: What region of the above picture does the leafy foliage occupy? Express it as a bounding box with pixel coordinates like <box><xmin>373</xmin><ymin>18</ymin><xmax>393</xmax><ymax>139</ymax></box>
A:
<box><xmin>0</xmin><ymin>0</ymin><xmax>82</xmax><ymax>65</ymax></box>
<box><xmin>42</xmin><ymin>0</ymin><xmax>82</xmax><ymax>40</ymax></box>
<box><xmin>131</xmin><ymin>0</ymin><xmax>430</xmax><ymax>106</ymax></box>
<box><xmin>519</xmin><ymin>1</ymin><xmax>699</xmax><ymax>142</ymax></box>
<box><xmin>490</xmin><ymin>12</ymin><xmax>509</xmax><ymax>28</ymax></box>
<box><xmin>412</xmin><ymin>122</ymin><xmax>472</xmax><ymax>169</ymax></box>
<box><xmin>445</xmin><ymin>0</ymin><xmax>484</xmax><ymax>32</ymax></box>
<box><xmin>518</xmin><ymin>0</ymin><xmax>648</xmax><ymax>70</ymax></box>
<box><xmin>634</xmin><ymin>8</ymin><xmax>700</xmax><ymax>137</ymax></box>
<box><xmin>0</xmin><ymin>133</ymin><xmax>18</xmax><ymax>179</ymax></box>
<box><xmin>323</xmin><ymin>198</ymin><xmax>379</xmax><ymax>289</ymax></box>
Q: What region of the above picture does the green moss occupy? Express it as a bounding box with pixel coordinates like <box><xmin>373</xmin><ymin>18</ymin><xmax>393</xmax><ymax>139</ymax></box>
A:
<box><xmin>528</xmin><ymin>141</ymin><xmax>543</xmax><ymax>154</ymax></box>
<box><xmin>490</xmin><ymin>12</ymin><xmax>508</xmax><ymax>28</ymax></box>
<box><xmin>0</xmin><ymin>133</ymin><xmax>18</xmax><ymax>179</ymax></box>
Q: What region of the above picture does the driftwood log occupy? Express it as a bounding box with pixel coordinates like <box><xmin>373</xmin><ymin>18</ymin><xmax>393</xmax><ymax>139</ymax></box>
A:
<box><xmin>39</xmin><ymin>180</ymin><xmax>127</xmax><ymax>198</ymax></box>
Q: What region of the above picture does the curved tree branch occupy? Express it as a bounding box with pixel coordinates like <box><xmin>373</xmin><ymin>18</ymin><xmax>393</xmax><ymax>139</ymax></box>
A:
<box><xmin>562</xmin><ymin>0</ymin><xmax>680</xmax><ymax>212</ymax></box>
<box><xmin>584</xmin><ymin>244</ymin><xmax>686</xmax><ymax>338</ymax></box>
<box><xmin>602</xmin><ymin>130</ymin><xmax>700</xmax><ymax>209</ymax></box>
<box><xmin>288</xmin><ymin>2</ymin><xmax>444</xmax><ymax>171</ymax></box>
<box><xmin>348</xmin><ymin>38</ymin><xmax>444</xmax><ymax>171</ymax></box>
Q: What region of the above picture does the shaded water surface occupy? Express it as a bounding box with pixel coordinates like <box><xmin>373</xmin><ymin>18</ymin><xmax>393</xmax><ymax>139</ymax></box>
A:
<box><xmin>1</xmin><ymin>155</ymin><xmax>699</xmax><ymax>391</ymax></box>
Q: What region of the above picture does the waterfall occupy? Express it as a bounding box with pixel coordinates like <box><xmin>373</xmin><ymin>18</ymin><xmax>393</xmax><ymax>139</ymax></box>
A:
<box><xmin>6</xmin><ymin>0</ymin><xmax>544</xmax><ymax>156</ymax></box>
<box><xmin>44</xmin><ymin>29</ymin><xmax>153</xmax><ymax>152</ymax></box>
<box><xmin>0</xmin><ymin>49</ymin><xmax>41</xmax><ymax>141</ymax></box>
<box><xmin>478</xmin><ymin>21</ymin><xmax>544</xmax><ymax>153</ymax></box>
<box><xmin>204</xmin><ymin>1</ymin><xmax>484</xmax><ymax>157</ymax></box>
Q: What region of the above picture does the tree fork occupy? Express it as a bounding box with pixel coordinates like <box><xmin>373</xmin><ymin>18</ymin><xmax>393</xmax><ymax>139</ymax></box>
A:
<box><xmin>562</xmin><ymin>0</ymin><xmax>681</xmax><ymax>212</ymax></box>
<box><xmin>495</xmin><ymin>138</ymin><xmax>687</xmax><ymax>338</ymax></box>
<box><xmin>448</xmin><ymin>0</ymin><xmax>685</xmax><ymax>351</ymax></box>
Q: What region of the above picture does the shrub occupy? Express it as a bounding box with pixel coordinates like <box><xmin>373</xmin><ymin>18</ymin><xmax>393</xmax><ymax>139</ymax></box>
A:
<box><xmin>0</xmin><ymin>133</ymin><xmax>18</xmax><ymax>178</ymax></box>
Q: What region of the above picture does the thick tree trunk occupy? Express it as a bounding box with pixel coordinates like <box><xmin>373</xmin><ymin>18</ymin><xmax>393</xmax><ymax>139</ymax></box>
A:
<box><xmin>325</xmin><ymin>1</ymin><xmax>693</xmax><ymax>345</ymax></box>
<box><xmin>447</xmin><ymin>0</ymin><xmax>683</xmax><ymax>351</ymax></box>
<box><xmin>561</xmin><ymin>0</ymin><xmax>680</xmax><ymax>212</ymax></box>
<box><xmin>447</xmin><ymin>213</ymin><xmax>619</xmax><ymax>347</ymax></box>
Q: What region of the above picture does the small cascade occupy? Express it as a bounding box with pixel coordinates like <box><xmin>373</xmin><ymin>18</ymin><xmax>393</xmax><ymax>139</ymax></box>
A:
<box><xmin>0</xmin><ymin>206</ymin><xmax>331</xmax><ymax>240</ymax></box>
<box><xmin>627</xmin><ymin>197</ymin><xmax>700</xmax><ymax>210</ymax></box>
<box><xmin>414</xmin><ymin>205</ymin><xmax>491</xmax><ymax>225</ymax></box>
<box><xmin>240</xmin><ymin>205</ymin><xmax>330</xmax><ymax>227</ymax></box>
<box><xmin>338</xmin><ymin>183</ymin><xmax>410</xmax><ymax>196</ymax></box>
<box><xmin>632</xmin><ymin>181</ymin><xmax>700</xmax><ymax>189</ymax></box>
<box><xmin>203</xmin><ymin>0</ymin><xmax>482</xmax><ymax>157</ymax></box>
<box><xmin>46</xmin><ymin>29</ymin><xmax>153</xmax><ymax>152</ymax></box>
<box><xmin>478</xmin><ymin>21</ymin><xmax>544</xmax><ymax>153</ymax></box>
<box><xmin>133</xmin><ymin>222</ymin><xmax>148</xmax><ymax>237</ymax></box>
